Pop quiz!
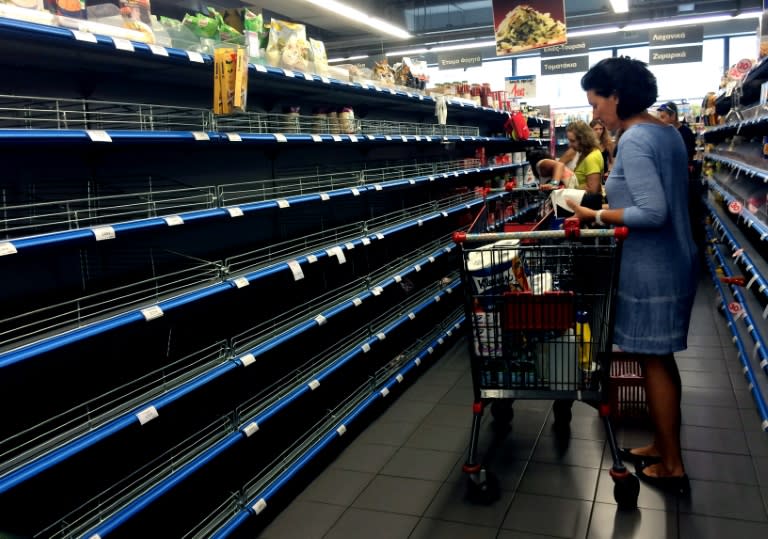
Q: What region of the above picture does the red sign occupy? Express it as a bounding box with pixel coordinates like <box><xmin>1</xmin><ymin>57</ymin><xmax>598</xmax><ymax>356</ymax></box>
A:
<box><xmin>728</xmin><ymin>302</ymin><xmax>743</xmax><ymax>316</ymax></box>
<box><xmin>492</xmin><ymin>0</ymin><xmax>567</xmax><ymax>56</ymax></box>
<box><xmin>728</xmin><ymin>200</ymin><xmax>743</xmax><ymax>214</ymax></box>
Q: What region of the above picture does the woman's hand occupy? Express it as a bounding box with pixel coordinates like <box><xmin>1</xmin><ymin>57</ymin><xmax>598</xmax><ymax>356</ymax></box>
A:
<box><xmin>540</xmin><ymin>183</ymin><xmax>558</xmax><ymax>191</ymax></box>
<box><xmin>566</xmin><ymin>199</ymin><xmax>596</xmax><ymax>221</ymax></box>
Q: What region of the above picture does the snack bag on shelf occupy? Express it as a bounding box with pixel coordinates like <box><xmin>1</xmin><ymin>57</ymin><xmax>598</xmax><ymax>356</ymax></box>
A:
<box><xmin>45</xmin><ymin>0</ymin><xmax>84</xmax><ymax>18</ymax></box>
<box><xmin>243</xmin><ymin>8</ymin><xmax>266</xmax><ymax>63</ymax></box>
<box><xmin>119</xmin><ymin>0</ymin><xmax>149</xmax><ymax>25</ymax></box>
<box><xmin>372</xmin><ymin>59</ymin><xmax>395</xmax><ymax>86</ymax></box>
<box><xmin>182</xmin><ymin>12</ymin><xmax>218</xmax><ymax>40</ymax></box>
<box><xmin>266</xmin><ymin>18</ymin><xmax>309</xmax><ymax>71</ymax></box>
<box><xmin>309</xmin><ymin>37</ymin><xmax>328</xmax><ymax>75</ymax></box>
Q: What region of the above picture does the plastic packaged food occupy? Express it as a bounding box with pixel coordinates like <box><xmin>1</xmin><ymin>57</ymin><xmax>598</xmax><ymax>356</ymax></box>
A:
<box><xmin>266</xmin><ymin>18</ymin><xmax>309</xmax><ymax>71</ymax></box>
<box><xmin>309</xmin><ymin>38</ymin><xmax>328</xmax><ymax>75</ymax></box>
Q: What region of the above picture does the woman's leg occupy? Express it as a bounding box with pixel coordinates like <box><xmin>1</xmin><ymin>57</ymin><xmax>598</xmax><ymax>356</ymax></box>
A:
<box><xmin>641</xmin><ymin>353</ymin><xmax>685</xmax><ymax>477</ymax></box>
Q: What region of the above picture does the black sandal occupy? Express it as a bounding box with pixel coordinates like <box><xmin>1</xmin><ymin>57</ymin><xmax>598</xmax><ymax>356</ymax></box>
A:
<box><xmin>618</xmin><ymin>447</ymin><xmax>661</xmax><ymax>464</ymax></box>
<box><xmin>636</xmin><ymin>465</ymin><xmax>690</xmax><ymax>496</ymax></box>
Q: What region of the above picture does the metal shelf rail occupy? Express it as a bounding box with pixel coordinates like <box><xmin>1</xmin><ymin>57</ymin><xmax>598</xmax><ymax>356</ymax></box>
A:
<box><xmin>706</xmin><ymin>153</ymin><xmax>768</xmax><ymax>183</ymax></box>
<box><xmin>707</xmin><ymin>179</ymin><xmax>768</xmax><ymax>242</ymax></box>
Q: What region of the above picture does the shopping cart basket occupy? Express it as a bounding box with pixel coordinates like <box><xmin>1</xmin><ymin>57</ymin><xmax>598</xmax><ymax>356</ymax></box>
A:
<box><xmin>453</xmin><ymin>217</ymin><xmax>639</xmax><ymax>509</ymax></box>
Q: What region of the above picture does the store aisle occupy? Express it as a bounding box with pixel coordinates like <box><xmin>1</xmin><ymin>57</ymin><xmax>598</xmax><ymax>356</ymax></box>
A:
<box><xmin>256</xmin><ymin>279</ymin><xmax>768</xmax><ymax>539</ymax></box>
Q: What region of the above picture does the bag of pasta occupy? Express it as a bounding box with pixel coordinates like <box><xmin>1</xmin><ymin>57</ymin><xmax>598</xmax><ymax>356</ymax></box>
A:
<box><xmin>266</xmin><ymin>18</ymin><xmax>309</xmax><ymax>71</ymax></box>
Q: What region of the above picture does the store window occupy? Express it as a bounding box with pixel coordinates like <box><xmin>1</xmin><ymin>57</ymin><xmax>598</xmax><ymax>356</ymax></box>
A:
<box><xmin>426</xmin><ymin>58</ymin><xmax>512</xmax><ymax>91</ymax></box>
<box><xmin>729</xmin><ymin>34</ymin><xmax>759</xmax><ymax>66</ymax></box>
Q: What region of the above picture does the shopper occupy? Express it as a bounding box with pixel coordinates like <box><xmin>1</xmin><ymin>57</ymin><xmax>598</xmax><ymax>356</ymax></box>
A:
<box><xmin>562</xmin><ymin>120</ymin><xmax>604</xmax><ymax>195</ymax></box>
<box><xmin>527</xmin><ymin>148</ymin><xmax>577</xmax><ymax>190</ymax></box>
<box><xmin>566</xmin><ymin>56</ymin><xmax>697</xmax><ymax>496</ymax></box>
<box><xmin>657</xmin><ymin>101</ymin><xmax>696</xmax><ymax>165</ymax></box>
<box><xmin>590</xmin><ymin>118</ymin><xmax>614</xmax><ymax>180</ymax></box>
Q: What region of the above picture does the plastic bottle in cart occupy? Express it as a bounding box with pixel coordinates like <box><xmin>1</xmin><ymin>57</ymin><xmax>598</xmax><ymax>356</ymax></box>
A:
<box><xmin>576</xmin><ymin>311</ymin><xmax>595</xmax><ymax>372</ymax></box>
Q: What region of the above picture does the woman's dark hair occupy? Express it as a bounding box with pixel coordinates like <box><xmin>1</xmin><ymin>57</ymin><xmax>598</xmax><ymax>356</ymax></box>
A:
<box><xmin>581</xmin><ymin>57</ymin><xmax>658</xmax><ymax>120</ymax></box>
<box><xmin>526</xmin><ymin>148</ymin><xmax>551</xmax><ymax>179</ymax></box>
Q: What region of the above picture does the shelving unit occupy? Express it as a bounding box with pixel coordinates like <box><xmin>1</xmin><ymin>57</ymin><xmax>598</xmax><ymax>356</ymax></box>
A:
<box><xmin>0</xmin><ymin>15</ymin><xmax>549</xmax><ymax>538</ymax></box>
<box><xmin>703</xmin><ymin>121</ymin><xmax>768</xmax><ymax>433</ymax></box>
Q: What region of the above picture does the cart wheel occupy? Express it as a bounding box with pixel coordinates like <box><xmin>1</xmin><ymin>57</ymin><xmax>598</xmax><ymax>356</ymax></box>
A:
<box><xmin>613</xmin><ymin>474</ymin><xmax>640</xmax><ymax>510</ymax></box>
<box><xmin>491</xmin><ymin>400</ymin><xmax>514</xmax><ymax>424</ymax></box>
<box><xmin>552</xmin><ymin>400</ymin><xmax>573</xmax><ymax>426</ymax></box>
<box><xmin>466</xmin><ymin>470</ymin><xmax>500</xmax><ymax>505</ymax></box>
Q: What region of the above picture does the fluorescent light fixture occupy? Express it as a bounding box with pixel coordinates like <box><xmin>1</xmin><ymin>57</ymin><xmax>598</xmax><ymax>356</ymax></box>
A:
<box><xmin>303</xmin><ymin>0</ymin><xmax>412</xmax><ymax>39</ymax></box>
<box><xmin>567</xmin><ymin>26</ymin><xmax>622</xmax><ymax>38</ymax></box>
<box><xmin>610</xmin><ymin>0</ymin><xmax>629</xmax><ymax>14</ymax></box>
<box><xmin>569</xmin><ymin>10</ymin><xmax>761</xmax><ymax>38</ymax></box>
<box><xmin>328</xmin><ymin>54</ymin><xmax>370</xmax><ymax>63</ymax></box>
<box><xmin>387</xmin><ymin>40</ymin><xmax>495</xmax><ymax>57</ymax></box>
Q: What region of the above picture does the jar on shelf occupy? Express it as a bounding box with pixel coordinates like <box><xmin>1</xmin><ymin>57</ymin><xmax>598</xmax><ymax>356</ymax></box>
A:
<box><xmin>461</xmin><ymin>81</ymin><xmax>471</xmax><ymax>99</ymax></box>
<box><xmin>339</xmin><ymin>106</ymin><xmax>356</xmax><ymax>134</ymax></box>
<box><xmin>481</xmin><ymin>83</ymin><xmax>491</xmax><ymax>107</ymax></box>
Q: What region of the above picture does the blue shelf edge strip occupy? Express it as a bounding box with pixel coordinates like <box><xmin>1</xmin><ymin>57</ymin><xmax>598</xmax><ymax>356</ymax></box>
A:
<box><xmin>707</xmin><ymin>179</ymin><xmax>768</xmax><ymax>242</ymax></box>
<box><xmin>210</xmin><ymin>314</ymin><xmax>466</xmax><ymax>539</ymax></box>
<box><xmin>0</xmin><ymin>242</ymin><xmax>458</xmax><ymax>494</ymax></box>
<box><xmin>705</xmin><ymin>155</ymin><xmax>768</xmax><ymax>183</ymax></box>
<box><xmin>703</xmin><ymin>240</ymin><xmax>768</xmax><ymax>432</ymax></box>
<box><xmin>78</xmin><ymin>285</ymin><xmax>463</xmax><ymax>538</ymax></box>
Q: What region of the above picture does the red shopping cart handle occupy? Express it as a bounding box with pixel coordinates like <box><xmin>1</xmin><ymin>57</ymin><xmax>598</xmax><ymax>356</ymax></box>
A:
<box><xmin>719</xmin><ymin>276</ymin><xmax>746</xmax><ymax>286</ymax></box>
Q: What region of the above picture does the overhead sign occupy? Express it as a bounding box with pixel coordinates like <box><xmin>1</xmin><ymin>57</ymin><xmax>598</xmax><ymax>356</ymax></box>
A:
<box><xmin>650</xmin><ymin>25</ymin><xmax>703</xmax><ymax>46</ymax></box>
<box><xmin>492</xmin><ymin>0</ymin><xmax>567</xmax><ymax>56</ymax></box>
<box><xmin>649</xmin><ymin>45</ymin><xmax>703</xmax><ymax>65</ymax></box>
<box><xmin>505</xmin><ymin>75</ymin><xmax>537</xmax><ymax>99</ymax></box>
<box><xmin>437</xmin><ymin>51</ymin><xmax>483</xmax><ymax>70</ymax></box>
<box><xmin>541</xmin><ymin>55</ymin><xmax>589</xmax><ymax>75</ymax></box>
<box><xmin>540</xmin><ymin>39</ymin><xmax>589</xmax><ymax>58</ymax></box>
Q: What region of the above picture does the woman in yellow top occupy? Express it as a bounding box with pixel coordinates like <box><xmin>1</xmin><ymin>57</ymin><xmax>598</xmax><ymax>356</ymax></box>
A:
<box><xmin>562</xmin><ymin>120</ymin><xmax>603</xmax><ymax>194</ymax></box>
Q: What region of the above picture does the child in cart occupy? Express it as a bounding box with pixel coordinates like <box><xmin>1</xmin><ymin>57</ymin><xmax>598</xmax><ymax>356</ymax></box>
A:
<box><xmin>566</xmin><ymin>57</ymin><xmax>697</xmax><ymax>496</ymax></box>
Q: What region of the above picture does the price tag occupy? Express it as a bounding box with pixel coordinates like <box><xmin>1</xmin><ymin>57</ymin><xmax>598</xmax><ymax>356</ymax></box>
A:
<box><xmin>308</xmin><ymin>379</ymin><xmax>320</xmax><ymax>390</ymax></box>
<box><xmin>434</xmin><ymin>295</ymin><xmax>441</xmax><ymax>302</ymax></box>
<box><xmin>163</xmin><ymin>215</ymin><xmax>184</xmax><ymax>226</ymax></box>
<box><xmin>136</xmin><ymin>406</ymin><xmax>159</xmax><ymax>425</ymax></box>
<box><xmin>362</xmin><ymin>343</ymin><xmax>371</xmax><ymax>353</ymax></box>
<box><xmin>396</xmin><ymin>374</ymin><xmax>404</xmax><ymax>383</ymax></box>
<box><xmin>320</xmin><ymin>76</ymin><xmax>330</xmax><ymax>84</ymax></box>
<box><xmin>311</xmin><ymin>134</ymin><xmax>322</xmax><ymax>142</ymax></box>
<box><xmin>287</xmin><ymin>260</ymin><xmax>304</xmax><ymax>280</ymax></box>
<box><xmin>349</xmin><ymin>135</ymin><xmax>358</xmax><ymax>142</ymax></box>
<box><xmin>274</xmin><ymin>133</ymin><xmax>288</xmax><ymax>143</ymax></box>
<box><xmin>425</xmin><ymin>136</ymin><xmax>432</xmax><ymax>142</ymax></box>
<box><xmin>373</xmin><ymin>184</ymin><xmax>383</xmax><ymax>191</ymax></box>
<box><xmin>72</xmin><ymin>30</ymin><xmax>97</xmax><ymax>43</ymax></box>
<box><xmin>320</xmin><ymin>193</ymin><xmax>330</xmax><ymax>201</ymax></box>
<box><xmin>394</xmin><ymin>275</ymin><xmax>402</xmax><ymax>283</ymax></box>
<box><xmin>336</xmin><ymin>424</ymin><xmax>347</xmax><ymax>436</ymax></box>
<box><xmin>728</xmin><ymin>200</ymin><xmax>743</xmax><ymax>214</ymax></box>
<box><xmin>380</xmin><ymin>387</ymin><xmax>390</xmax><ymax>397</ymax></box>
<box><xmin>414</xmin><ymin>264</ymin><xmax>422</xmax><ymax>272</ymax></box>
<box><xmin>428</xmin><ymin>256</ymin><xmax>435</xmax><ymax>263</ymax></box>
<box><xmin>307</xmin><ymin>254</ymin><xmax>318</xmax><ymax>264</ymax></box>
<box><xmin>148</xmin><ymin>44</ymin><xmax>168</xmax><ymax>57</ymax></box>
<box><xmin>361</xmin><ymin>237</ymin><xmax>371</xmax><ymax>246</ymax></box>
<box><xmin>252</xmin><ymin>499</ymin><xmax>267</xmax><ymax>514</ymax></box>
<box><xmin>428</xmin><ymin>347</ymin><xmax>434</xmax><ymax>354</ymax></box>
<box><xmin>385</xmin><ymin>135</ymin><xmax>393</xmax><ymax>141</ymax></box>
<box><xmin>401</xmin><ymin>135</ymin><xmax>408</xmax><ymax>142</ymax></box>
<box><xmin>410</xmin><ymin>179</ymin><xmax>416</xmax><ymax>185</ymax></box>
<box><xmin>414</xmin><ymin>135</ymin><xmax>421</xmax><ymax>142</ymax></box>
<box><xmin>366</xmin><ymin>135</ymin><xmax>376</xmax><ymax>141</ymax></box>
<box><xmin>344</xmin><ymin>242</ymin><xmax>355</xmax><ymax>250</ymax></box>
<box><xmin>283</xmin><ymin>69</ymin><xmax>295</xmax><ymax>78</ymax></box>
<box><xmin>446</xmin><ymin>329</ymin><xmax>453</xmax><ymax>336</ymax></box>
<box><xmin>438</xmin><ymin>337</ymin><xmax>445</xmax><ymax>344</ymax></box>
<box><xmin>92</xmin><ymin>226</ymin><xmax>116</xmax><ymax>241</ymax></box>
<box><xmin>332</xmin><ymin>135</ymin><xmax>342</xmax><ymax>142</ymax></box>
<box><xmin>254</xmin><ymin>64</ymin><xmax>268</xmax><ymax>73</ymax></box>
<box><xmin>377</xmin><ymin>332</ymin><xmax>386</xmax><ymax>341</ymax></box>
<box><xmin>232</xmin><ymin>277</ymin><xmax>249</xmax><ymax>288</ymax></box>
<box><xmin>192</xmin><ymin>131</ymin><xmax>209</xmax><ymax>141</ymax></box>
<box><xmin>0</xmin><ymin>242</ymin><xmax>18</xmax><ymax>256</ymax></box>
<box><xmin>227</xmin><ymin>207</ymin><xmax>244</xmax><ymax>218</ymax></box>
<box><xmin>408</xmin><ymin>312</ymin><xmax>416</xmax><ymax>320</ymax></box>
<box><xmin>441</xmin><ymin>211</ymin><xmax>448</xmax><ymax>217</ymax></box>
<box><xmin>350</xmin><ymin>187</ymin><xmax>360</xmax><ymax>196</ymax></box>
<box><xmin>226</xmin><ymin>133</ymin><xmax>242</xmax><ymax>142</ymax></box>
<box><xmin>352</xmin><ymin>297</ymin><xmax>362</xmax><ymax>306</ymax></box>
<box><xmin>376</xmin><ymin>233</ymin><xmax>384</xmax><ymax>240</ymax></box>
<box><xmin>747</xmin><ymin>275</ymin><xmax>758</xmax><ymax>289</ymax></box>
<box><xmin>277</xmin><ymin>199</ymin><xmax>290</xmax><ymax>208</ymax></box>
<box><xmin>86</xmin><ymin>130</ymin><xmax>112</xmax><ymax>142</ymax></box>
<box><xmin>141</xmin><ymin>305</ymin><xmax>164</xmax><ymax>321</ymax></box>
<box><xmin>414</xmin><ymin>357</ymin><xmax>421</xmax><ymax>366</ymax></box>
<box><xmin>429</xmin><ymin>176</ymin><xmax>435</xmax><ymax>181</ymax></box>
<box><xmin>372</xmin><ymin>286</ymin><xmax>384</xmax><ymax>296</ymax></box>
<box><xmin>240</xmin><ymin>353</ymin><xmax>256</xmax><ymax>367</ymax></box>
<box><xmin>373</xmin><ymin>85</ymin><xmax>382</xmax><ymax>92</ymax></box>
<box><xmin>187</xmin><ymin>50</ymin><xmax>204</xmax><ymax>63</ymax></box>
<box><xmin>314</xmin><ymin>314</ymin><xmax>327</xmax><ymax>326</ymax></box>
<box><xmin>112</xmin><ymin>38</ymin><xmax>134</xmax><ymax>52</ymax></box>
<box><xmin>243</xmin><ymin>421</ymin><xmax>259</xmax><ymax>436</ymax></box>
<box><xmin>388</xmin><ymin>88</ymin><xmax>396</xmax><ymax>95</ymax></box>
<box><xmin>326</xmin><ymin>246</ymin><xmax>346</xmax><ymax>264</ymax></box>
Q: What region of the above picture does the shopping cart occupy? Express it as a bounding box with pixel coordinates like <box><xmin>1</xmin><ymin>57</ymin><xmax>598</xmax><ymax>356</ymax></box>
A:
<box><xmin>453</xmin><ymin>216</ymin><xmax>639</xmax><ymax>510</ymax></box>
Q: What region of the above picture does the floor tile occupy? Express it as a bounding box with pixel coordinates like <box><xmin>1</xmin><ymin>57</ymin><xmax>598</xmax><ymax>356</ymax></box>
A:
<box><xmin>594</xmin><ymin>468</ymin><xmax>677</xmax><ymax>511</ymax></box>
<box><xmin>680</xmin><ymin>424</ymin><xmax>749</xmax><ymax>455</ymax></box>
<box><xmin>257</xmin><ymin>500</ymin><xmax>345</xmax><ymax>539</ymax></box>
<box><xmin>754</xmin><ymin>456</ymin><xmax>768</xmax><ymax>487</ymax></box>
<box><xmin>298</xmin><ymin>469</ymin><xmax>374</xmax><ymax>506</ymax></box>
<box><xmin>587</xmin><ymin>502</ymin><xmax>677</xmax><ymax>539</ymax></box>
<box><xmin>379</xmin><ymin>446</ymin><xmax>463</xmax><ymax>482</ymax></box>
<box><xmin>408</xmin><ymin>518</ymin><xmax>497</xmax><ymax>539</ymax></box>
<box><xmin>681</xmin><ymin>387</ymin><xmax>737</xmax><ymax>408</ymax></box>
<box><xmin>446</xmin><ymin>452</ymin><xmax>527</xmax><ymax>490</ymax></box>
<box><xmin>531</xmin><ymin>436</ymin><xmax>605</xmax><ymax>469</ymax></box>
<box><xmin>517</xmin><ymin>461</ymin><xmax>600</xmax><ymax>501</ymax></box>
<box><xmin>355</xmin><ymin>419</ymin><xmax>419</xmax><ymax>447</ymax></box>
<box><xmin>419</xmin><ymin>367</ymin><xmax>466</xmax><ymax>388</ymax></box>
<box><xmin>440</xmin><ymin>384</ymin><xmax>475</xmax><ymax>405</ymax></box>
<box><xmin>681</xmin><ymin>403</ymin><xmax>743</xmax><ymax>429</ymax></box>
<box><xmin>422</xmin><ymin>403</ymin><xmax>475</xmax><ymax>427</ymax></box>
<box><xmin>678</xmin><ymin>513</ymin><xmax>768</xmax><ymax>539</ymax></box>
<box><xmin>686</xmin><ymin>335</ymin><xmax>726</xmax><ymax>347</ymax></box>
<box><xmin>331</xmin><ymin>442</ymin><xmax>398</xmax><ymax>473</ymax></box>
<box><xmin>351</xmin><ymin>475</ymin><xmax>441</xmax><ymax>516</ymax></box>
<box><xmin>502</xmin><ymin>493</ymin><xmax>591</xmax><ymax>538</ymax></box>
<box><xmin>399</xmin><ymin>383</ymin><xmax>452</xmax><ymax>403</ymax></box>
<box><xmin>405</xmin><ymin>423</ymin><xmax>472</xmax><ymax>453</ymax></box>
<box><xmin>682</xmin><ymin>449</ymin><xmax>758</xmax><ymax>485</ymax></box>
<box><xmin>680</xmin><ymin>371</ymin><xmax>733</xmax><ymax>390</ymax></box>
<box><xmin>679</xmin><ymin>479</ymin><xmax>768</xmax><ymax>522</ymax></box>
<box><xmin>744</xmin><ymin>425</ymin><xmax>768</xmax><ymax>457</ymax></box>
<box><xmin>379</xmin><ymin>399</ymin><xmax>436</xmax><ymax>424</ymax></box>
<box><xmin>545</xmin><ymin>412</ymin><xmax>606</xmax><ymax>441</ymax></box>
<box><xmin>676</xmin><ymin>346</ymin><xmax>729</xmax><ymax>360</ymax></box>
<box><xmin>423</xmin><ymin>478</ymin><xmax>516</xmax><ymax>528</ymax></box>
<box><xmin>323</xmin><ymin>508</ymin><xmax>418</xmax><ymax>539</ymax></box>
<box><xmin>675</xmin><ymin>357</ymin><xmax>727</xmax><ymax>373</ymax></box>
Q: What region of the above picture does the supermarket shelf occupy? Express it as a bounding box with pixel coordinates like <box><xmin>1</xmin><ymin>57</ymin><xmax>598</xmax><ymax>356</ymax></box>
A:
<box><xmin>707</xmin><ymin>179</ymin><xmax>768</xmax><ymax>241</ymax></box>
<box><xmin>703</xmin><ymin>103</ymin><xmax>768</xmax><ymax>141</ymax></box>
<box><xmin>209</xmin><ymin>313</ymin><xmax>465</xmax><ymax>538</ymax></box>
<box><xmin>706</xmin><ymin>153</ymin><xmax>768</xmax><ymax>183</ymax></box>
<box><xmin>0</xmin><ymin>191</ymin><xmax>494</xmax><ymax>367</ymax></box>
<box><xmin>0</xmin><ymin>237</ymin><xmax>456</xmax><ymax>495</ymax></box>
<box><xmin>76</xmin><ymin>279</ymin><xmax>460</xmax><ymax>538</ymax></box>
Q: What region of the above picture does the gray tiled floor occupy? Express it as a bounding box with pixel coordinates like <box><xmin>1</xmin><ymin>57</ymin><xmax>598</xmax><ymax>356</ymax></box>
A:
<box><xmin>259</xmin><ymin>280</ymin><xmax>768</xmax><ymax>538</ymax></box>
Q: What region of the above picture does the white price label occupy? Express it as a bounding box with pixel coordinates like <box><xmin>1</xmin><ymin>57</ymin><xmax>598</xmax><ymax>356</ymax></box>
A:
<box><xmin>308</xmin><ymin>379</ymin><xmax>321</xmax><ymax>390</ymax></box>
<box><xmin>320</xmin><ymin>193</ymin><xmax>330</xmax><ymax>201</ymax></box>
<box><xmin>72</xmin><ymin>30</ymin><xmax>97</xmax><ymax>43</ymax></box>
<box><xmin>349</xmin><ymin>135</ymin><xmax>358</xmax><ymax>142</ymax></box>
<box><xmin>163</xmin><ymin>215</ymin><xmax>184</xmax><ymax>226</ymax></box>
<box><xmin>425</xmin><ymin>136</ymin><xmax>432</xmax><ymax>141</ymax></box>
<box><xmin>112</xmin><ymin>38</ymin><xmax>134</xmax><ymax>52</ymax></box>
<box><xmin>187</xmin><ymin>50</ymin><xmax>204</xmax><ymax>63</ymax></box>
<box><xmin>136</xmin><ymin>406</ymin><xmax>159</xmax><ymax>425</ymax></box>
<box><xmin>428</xmin><ymin>256</ymin><xmax>435</xmax><ymax>263</ymax></box>
<box><xmin>372</xmin><ymin>286</ymin><xmax>384</xmax><ymax>296</ymax></box>
<box><xmin>352</xmin><ymin>297</ymin><xmax>362</xmax><ymax>306</ymax></box>
<box><xmin>226</xmin><ymin>133</ymin><xmax>242</xmax><ymax>142</ymax></box>
<box><xmin>148</xmin><ymin>44</ymin><xmax>168</xmax><ymax>56</ymax></box>
<box><xmin>428</xmin><ymin>347</ymin><xmax>434</xmax><ymax>354</ymax></box>
<box><xmin>92</xmin><ymin>226</ymin><xmax>116</xmax><ymax>241</ymax></box>
<box><xmin>414</xmin><ymin>264</ymin><xmax>422</xmax><ymax>272</ymax></box>
<box><xmin>252</xmin><ymin>499</ymin><xmax>267</xmax><ymax>514</ymax></box>
<box><xmin>434</xmin><ymin>295</ymin><xmax>441</xmax><ymax>302</ymax></box>
<box><xmin>336</xmin><ymin>425</ymin><xmax>347</xmax><ymax>436</ymax></box>
<box><xmin>376</xmin><ymin>233</ymin><xmax>385</xmax><ymax>240</ymax></box>
<box><xmin>287</xmin><ymin>260</ymin><xmax>304</xmax><ymax>281</ymax></box>
<box><xmin>86</xmin><ymin>130</ymin><xmax>112</xmax><ymax>142</ymax></box>
<box><xmin>366</xmin><ymin>135</ymin><xmax>376</xmax><ymax>140</ymax></box>
<box><xmin>401</xmin><ymin>135</ymin><xmax>408</xmax><ymax>142</ymax></box>
<box><xmin>438</xmin><ymin>337</ymin><xmax>445</xmax><ymax>344</ymax></box>
<box><xmin>277</xmin><ymin>199</ymin><xmax>290</xmax><ymax>209</ymax></box>
<box><xmin>374</xmin><ymin>184</ymin><xmax>383</xmax><ymax>191</ymax></box>
<box><xmin>283</xmin><ymin>69</ymin><xmax>295</xmax><ymax>78</ymax></box>
<box><xmin>232</xmin><ymin>277</ymin><xmax>249</xmax><ymax>288</ymax></box>
<box><xmin>385</xmin><ymin>135</ymin><xmax>393</xmax><ymax>141</ymax></box>
<box><xmin>227</xmin><ymin>207</ymin><xmax>244</xmax><ymax>218</ymax></box>
<box><xmin>314</xmin><ymin>314</ymin><xmax>327</xmax><ymax>326</ymax></box>
<box><xmin>380</xmin><ymin>387</ymin><xmax>390</xmax><ymax>397</ymax></box>
<box><xmin>141</xmin><ymin>305</ymin><xmax>164</xmax><ymax>321</ymax></box>
<box><xmin>418</xmin><ymin>219</ymin><xmax>424</xmax><ymax>227</ymax></box>
<box><xmin>243</xmin><ymin>421</ymin><xmax>259</xmax><ymax>436</ymax></box>
<box><xmin>274</xmin><ymin>133</ymin><xmax>288</xmax><ymax>143</ymax></box>
<box><xmin>394</xmin><ymin>275</ymin><xmax>402</xmax><ymax>283</ymax></box>
<box><xmin>326</xmin><ymin>246</ymin><xmax>346</xmax><ymax>264</ymax></box>
<box><xmin>332</xmin><ymin>135</ymin><xmax>342</xmax><ymax>142</ymax></box>
<box><xmin>377</xmin><ymin>332</ymin><xmax>386</xmax><ymax>341</ymax></box>
<box><xmin>344</xmin><ymin>242</ymin><xmax>355</xmax><ymax>250</ymax></box>
<box><xmin>415</xmin><ymin>357</ymin><xmax>421</xmax><ymax>366</ymax></box>
<box><xmin>320</xmin><ymin>76</ymin><xmax>330</xmax><ymax>84</ymax></box>
<box><xmin>254</xmin><ymin>64</ymin><xmax>268</xmax><ymax>73</ymax></box>
<box><xmin>351</xmin><ymin>187</ymin><xmax>360</xmax><ymax>196</ymax></box>
<box><xmin>441</xmin><ymin>211</ymin><xmax>448</xmax><ymax>217</ymax></box>
<box><xmin>414</xmin><ymin>135</ymin><xmax>422</xmax><ymax>142</ymax></box>
<box><xmin>396</xmin><ymin>374</ymin><xmax>404</xmax><ymax>383</ymax></box>
<box><xmin>361</xmin><ymin>237</ymin><xmax>371</xmax><ymax>246</ymax></box>
<box><xmin>192</xmin><ymin>131</ymin><xmax>209</xmax><ymax>141</ymax></box>
<box><xmin>311</xmin><ymin>134</ymin><xmax>322</xmax><ymax>142</ymax></box>
<box><xmin>240</xmin><ymin>353</ymin><xmax>256</xmax><ymax>367</ymax></box>
<box><xmin>0</xmin><ymin>242</ymin><xmax>18</xmax><ymax>256</ymax></box>
<box><xmin>429</xmin><ymin>176</ymin><xmax>435</xmax><ymax>181</ymax></box>
<box><xmin>307</xmin><ymin>254</ymin><xmax>318</xmax><ymax>264</ymax></box>
<box><xmin>447</xmin><ymin>330</ymin><xmax>453</xmax><ymax>337</ymax></box>
<box><xmin>362</xmin><ymin>343</ymin><xmax>371</xmax><ymax>353</ymax></box>
<box><xmin>410</xmin><ymin>179</ymin><xmax>416</xmax><ymax>185</ymax></box>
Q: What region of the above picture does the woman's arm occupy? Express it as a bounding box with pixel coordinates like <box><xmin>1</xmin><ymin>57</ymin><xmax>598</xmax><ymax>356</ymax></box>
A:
<box><xmin>559</xmin><ymin>148</ymin><xmax>576</xmax><ymax>167</ymax></box>
<box><xmin>585</xmin><ymin>172</ymin><xmax>602</xmax><ymax>194</ymax></box>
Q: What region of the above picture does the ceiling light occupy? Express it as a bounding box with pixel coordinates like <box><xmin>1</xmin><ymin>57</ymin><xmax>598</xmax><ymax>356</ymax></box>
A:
<box><xmin>610</xmin><ymin>0</ymin><xmax>629</xmax><ymax>14</ymax></box>
<box><xmin>302</xmin><ymin>0</ymin><xmax>412</xmax><ymax>39</ymax></box>
<box><xmin>566</xmin><ymin>26</ymin><xmax>622</xmax><ymax>38</ymax></box>
<box><xmin>387</xmin><ymin>40</ymin><xmax>495</xmax><ymax>57</ymax></box>
<box><xmin>569</xmin><ymin>10</ymin><xmax>761</xmax><ymax>38</ymax></box>
<box><xmin>328</xmin><ymin>54</ymin><xmax>370</xmax><ymax>63</ymax></box>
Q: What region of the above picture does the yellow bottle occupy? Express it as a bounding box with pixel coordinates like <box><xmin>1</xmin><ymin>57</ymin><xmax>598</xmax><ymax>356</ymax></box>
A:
<box><xmin>576</xmin><ymin>311</ymin><xmax>594</xmax><ymax>371</ymax></box>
